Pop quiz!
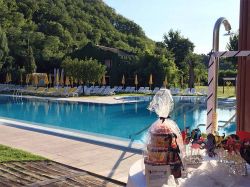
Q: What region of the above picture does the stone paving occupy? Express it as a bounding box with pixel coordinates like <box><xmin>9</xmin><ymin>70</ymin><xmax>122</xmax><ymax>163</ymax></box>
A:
<box><xmin>0</xmin><ymin>125</ymin><xmax>142</xmax><ymax>183</ymax></box>
<box><xmin>0</xmin><ymin>160</ymin><xmax>125</xmax><ymax>187</ymax></box>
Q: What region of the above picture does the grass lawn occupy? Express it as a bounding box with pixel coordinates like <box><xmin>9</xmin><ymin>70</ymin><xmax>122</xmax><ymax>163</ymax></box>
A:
<box><xmin>0</xmin><ymin>144</ymin><xmax>47</xmax><ymax>163</ymax></box>
<box><xmin>195</xmin><ymin>86</ymin><xmax>236</xmax><ymax>98</ymax></box>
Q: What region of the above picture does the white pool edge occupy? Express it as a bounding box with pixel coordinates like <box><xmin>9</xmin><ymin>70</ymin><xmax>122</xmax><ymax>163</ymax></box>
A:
<box><xmin>0</xmin><ymin>118</ymin><xmax>144</xmax><ymax>153</ymax></box>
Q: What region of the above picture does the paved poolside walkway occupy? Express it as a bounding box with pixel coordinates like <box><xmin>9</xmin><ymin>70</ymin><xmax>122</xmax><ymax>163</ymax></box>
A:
<box><xmin>0</xmin><ymin>125</ymin><xmax>142</xmax><ymax>183</ymax></box>
<box><xmin>1</xmin><ymin>94</ymin><xmax>150</xmax><ymax>104</ymax></box>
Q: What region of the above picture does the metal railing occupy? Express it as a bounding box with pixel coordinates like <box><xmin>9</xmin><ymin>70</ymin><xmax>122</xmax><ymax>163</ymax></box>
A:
<box><xmin>197</xmin><ymin>113</ymin><xmax>236</xmax><ymax>129</ymax></box>
<box><xmin>129</xmin><ymin>124</ymin><xmax>151</xmax><ymax>139</ymax></box>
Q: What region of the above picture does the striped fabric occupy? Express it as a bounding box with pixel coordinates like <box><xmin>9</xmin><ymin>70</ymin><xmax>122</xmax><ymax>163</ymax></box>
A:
<box><xmin>206</xmin><ymin>50</ymin><xmax>250</xmax><ymax>133</ymax></box>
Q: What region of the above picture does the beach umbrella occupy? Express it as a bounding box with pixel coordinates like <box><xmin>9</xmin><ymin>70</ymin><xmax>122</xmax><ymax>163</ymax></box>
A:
<box><xmin>149</xmin><ymin>74</ymin><xmax>153</xmax><ymax>90</ymax></box>
<box><xmin>181</xmin><ymin>75</ymin><xmax>184</xmax><ymax>88</ymax></box>
<box><xmin>34</xmin><ymin>75</ymin><xmax>38</xmax><ymax>87</ymax></box>
<box><xmin>97</xmin><ymin>76</ymin><xmax>101</xmax><ymax>85</ymax></box>
<box><xmin>56</xmin><ymin>70</ymin><xmax>59</xmax><ymax>87</ymax></box>
<box><xmin>102</xmin><ymin>75</ymin><xmax>106</xmax><ymax>86</ymax></box>
<box><xmin>20</xmin><ymin>73</ymin><xmax>23</xmax><ymax>84</ymax></box>
<box><xmin>5</xmin><ymin>73</ymin><xmax>9</xmax><ymax>83</ymax></box>
<box><xmin>79</xmin><ymin>79</ymin><xmax>83</xmax><ymax>85</ymax></box>
<box><xmin>8</xmin><ymin>73</ymin><xmax>12</xmax><ymax>83</ymax></box>
<box><xmin>163</xmin><ymin>76</ymin><xmax>168</xmax><ymax>88</ymax></box>
<box><xmin>60</xmin><ymin>69</ymin><xmax>64</xmax><ymax>86</ymax></box>
<box><xmin>26</xmin><ymin>74</ymin><xmax>30</xmax><ymax>85</ymax></box>
<box><xmin>54</xmin><ymin>68</ymin><xmax>56</xmax><ymax>86</ymax></box>
<box><xmin>74</xmin><ymin>77</ymin><xmax>78</xmax><ymax>85</ymax></box>
<box><xmin>71</xmin><ymin>76</ymin><xmax>74</xmax><ymax>87</ymax></box>
<box><xmin>65</xmin><ymin>76</ymin><xmax>70</xmax><ymax>87</ymax></box>
<box><xmin>44</xmin><ymin>74</ymin><xmax>49</xmax><ymax>87</ymax></box>
<box><xmin>121</xmin><ymin>74</ymin><xmax>125</xmax><ymax>88</ymax></box>
<box><xmin>134</xmin><ymin>74</ymin><xmax>138</xmax><ymax>90</ymax></box>
<box><xmin>49</xmin><ymin>74</ymin><xmax>52</xmax><ymax>87</ymax></box>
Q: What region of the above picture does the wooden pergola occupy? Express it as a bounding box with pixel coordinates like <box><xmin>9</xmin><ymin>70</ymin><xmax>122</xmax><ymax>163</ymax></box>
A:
<box><xmin>237</xmin><ymin>0</ymin><xmax>250</xmax><ymax>132</ymax></box>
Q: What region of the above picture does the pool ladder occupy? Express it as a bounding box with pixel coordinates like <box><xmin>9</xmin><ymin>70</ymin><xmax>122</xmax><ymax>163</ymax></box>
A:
<box><xmin>129</xmin><ymin>113</ymin><xmax>236</xmax><ymax>140</ymax></box>
<box><xmin>12</xmin><ymin>89</ymin><xmax>23</xmax><ymax>100</ymax></box>
<box><xmin>197</xmin><ymin>113</ymin><xmax>236</xmax><ymax>130</ymax></box>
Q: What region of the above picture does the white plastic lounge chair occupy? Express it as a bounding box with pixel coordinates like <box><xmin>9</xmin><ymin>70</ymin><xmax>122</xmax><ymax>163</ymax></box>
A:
<box><xmin>190</xmin><ymin>88</ymin><xmax>197</xmax><ymax>95</ymax></box>
<box><xmin>152</xmin><ymin>87</ymin><xmax>160</xmax><ymax>94</ymax></box>
<box><xmin>137</xmin><ymin>87</ymin><xmax>145</xmax><ymax>93</ymax></box>
<box><xmin>170</xmin><ymin>87</ymin><xmax>176</xmax><ymax>95</ymax></box>
<box><xmin>143</xmin><ymin>87</ymin><xmax>151</xmax><ymax>94</ymax></box>
<box><xmin>116</xmin><ymin>86</ymin><xmax>123</xmax><ymax>93</ymax></box>
<box><xmin>184</xmin><ymin>88</ymin><xmax>191</xmax><ymax>95</ymax></box>
<box><xmin>124</xmin><ymin>86</ymin><xmax>131</xmax><ymax>92</ymax></box>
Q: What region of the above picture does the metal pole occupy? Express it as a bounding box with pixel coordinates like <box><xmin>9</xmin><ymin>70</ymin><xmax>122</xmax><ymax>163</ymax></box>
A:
<box><xmin>212</xmin><ymin>17</ymin><xmax>231</xmax><ymax>132</ymax></box>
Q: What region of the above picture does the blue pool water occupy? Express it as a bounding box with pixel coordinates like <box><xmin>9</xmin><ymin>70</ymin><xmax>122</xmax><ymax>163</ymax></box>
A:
<box><xmin>0</xmin><ymin>96</ymin><xmax>236</xmax><ymax>141</ymax></box>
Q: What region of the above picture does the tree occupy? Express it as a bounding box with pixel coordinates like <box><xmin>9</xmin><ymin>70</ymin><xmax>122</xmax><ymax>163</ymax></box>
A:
<box><xmin>225</xmin><ymin>32</ymin><xmax>238</xmax><ymax>70</ymax></box>
<box><xmin>62</xmin><ymin>57</ymin><xmax>106</xmax><ymax>85</ymax></box>
<box><xmin>136</xmin><ymin>51</ymin><xmax>178</xmax><ymax>87</ymax></box>
<box><xmin>24</xmin><ymin>46</ymin><xmax>36</xmax><ymax>73</ymax></box>
<box><xmin>0</xmin><ymin>27</ymin><xmax>9</xmax><ymax>69</ymax></box>
<box><xmin>184</xmin><ymin>53</ymin><xmax>205</xmax><ymax>88</ymax></box>
<box><xmin>0</xmin><ymin>0</ymin><xmax>155</xmax><ymax>74</ymax></box>
<box><xmin>163</xmin><ymin>29</ymin><xmax>194</xmax><ymax>69</ymax></box>
<box><xmin>226</xmin><ymin>32</ymin><xmax>238</xmax><ymax>51</ymax></box>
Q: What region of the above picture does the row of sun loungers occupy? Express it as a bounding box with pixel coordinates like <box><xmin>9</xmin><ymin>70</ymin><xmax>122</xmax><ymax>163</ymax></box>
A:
<box><xmin>84</xmin><ymin>86</ymin><xmax>116</xmax><ymax>95</ymax></box>
<box><xmin>14</xmin><ymin>86</ymin><xmax>83</xmax><ymax>97</ymax></box>
<box><xmin>83</xmin><ymin>86</ymin><xmax>160</xmax><ymax>95</ymax></box>
<box><xmin>0</xmin><ymin>84</ymin><xmax>207</xmax><ymax>97</ymax></box>
<box><xmin>170</xmin><ymin>87</ymin><xmax>207</xmax><ymax>95</ymax></box>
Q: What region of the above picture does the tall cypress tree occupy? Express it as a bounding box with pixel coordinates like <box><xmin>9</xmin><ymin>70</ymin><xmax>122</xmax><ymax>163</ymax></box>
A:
<box><xmin>24</xmin><ymin>46</ymin><xmax>36</xmax><ymax>73</ymax></box>
<box><xmin>0</xmin><ymin>27</ymin><xmax>9</xmax><ymax>69</ymax></box>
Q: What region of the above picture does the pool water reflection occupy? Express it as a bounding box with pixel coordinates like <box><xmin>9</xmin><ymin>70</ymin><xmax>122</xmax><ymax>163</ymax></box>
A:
<box><xmin>0</xmin><ymin>96</ymin><xmax>236</xmax><ymax>141</ymax></box>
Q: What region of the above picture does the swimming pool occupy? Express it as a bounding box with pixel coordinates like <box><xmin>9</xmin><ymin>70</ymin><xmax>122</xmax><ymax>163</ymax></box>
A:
<box><xmin>0</xmin><ymin>95</ymin><xmax>236</xmax><ymax>142</ymax></box>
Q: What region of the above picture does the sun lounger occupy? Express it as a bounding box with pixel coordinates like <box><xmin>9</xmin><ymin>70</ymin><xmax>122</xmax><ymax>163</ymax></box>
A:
<box><xmin>143</xmin><ymin>87</ymin><xmax>151</xmax><ymax>94</ymax></box>
<box><xmin>174</xmin><ymin>88</ymin><xmax>180</xmax><ymax>95</ymax></box>
<box><xmin>199</xmin><ymin>89</ymin><xmax>207</xmax><ymax>96</ymax></box>
<box><xmin>113</xmin><ymin>86</ymin><xmax>118</xmax><ymax>92</ymax></box>
<box><xmin>137</xmin><ymin>87</ymin><xmax>144</xmax><ymax>93</ymax></box>
<box><xmin>170</xmin><ymin>87</ymin><xmax>176</xmax><ymax>95</ymax></box>
<box><xmin>22</xmin><ymin>86</ymin><xmax>37</xmax><ymax>94</ymax></box>
<box><xmin>152</xmin><ymin>87</ymin><xmax>160</xmax><ymax>94</ymax></box>
<box><xmin>96</xmin><ymin>86</ymin><xmax>106</xmax><ymax>95</ymax></box>
<box><xmin>124</xmin><ymin>86</ymin><xmax>131</xmax><ymax>93</ymax></box>
<box><xmin>184</xmin><ymin>88</ymin><xmax>191</xmax><ymax>95</ymax></box>
<box><xmin>129</xmin><ymin>87</ymin><xmax>136</xmax><ymax>93</ymax></box>
<box><xmin>190</xmin><ymin>88</ymin><xmax>197</xmax><ymax>95</ymax></box>
<box><xmin>66</xmin><ymin>87</ymin><xmax>79</xmax><ymax>97</ymax></box>
<box><xmin>115</xmin><ymin>86</ymin><xmax>123</xmax><ymax>93</ymax></box>
<box><xmin>103</xmin><ymin>88</ymin><xmax>116</xmax><ymax>95</ymax></box>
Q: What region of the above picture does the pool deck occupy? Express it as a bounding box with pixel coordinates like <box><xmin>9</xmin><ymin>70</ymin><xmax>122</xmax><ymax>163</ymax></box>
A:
<box><xmin>0</xmin><ymin>94</ymin><xmax>146</xmax><ymax>183</ymax></box>
<box><xmin>0</xmin><ymin>124</ymin><xmax>142</xmax><ymax>183</ymax></box>
<box><xmin>1</xmin><ymin>94</ymin><xmax>151</xmax><ymax>104</ymax></box>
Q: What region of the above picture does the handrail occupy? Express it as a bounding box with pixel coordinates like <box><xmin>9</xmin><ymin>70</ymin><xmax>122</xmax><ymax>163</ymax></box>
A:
<box><xmin>129</xmin><ymin>101</ymin><xmax>206</xmax><ymax>139</ymax></box>
<box><xmin>129</xmin><ymin>124</ymin><xmax>151</xmax><ymax>139</ymax></box>
<box><xmin>218</xmin><ymin>113</ymin><xmax>236</xmax><ymax>128</ymax></box>
<box><xmin>197</xmin><ymin>113</ymin><xmax>236</xmax><ymax>129</ymax></box>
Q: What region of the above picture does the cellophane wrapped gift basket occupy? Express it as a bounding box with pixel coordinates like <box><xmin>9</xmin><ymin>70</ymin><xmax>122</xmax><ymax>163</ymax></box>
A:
<box><xmin>144</xmin><ymin>88</ymin><xmax>184</xmax><ymax>187</ymax></box>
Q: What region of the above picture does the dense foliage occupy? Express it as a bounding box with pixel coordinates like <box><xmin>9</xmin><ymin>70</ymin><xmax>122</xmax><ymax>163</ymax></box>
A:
<box><xmin>0</xmin><ymin>0</ymin><xmax>236</xmax><ymax>88</ymax></box>
<box><xmin>62</xmin><ymin>57</ymin><xmax>106</xmax><ymax>85</ymax></box>
<box><xmin>0</xmin><ymin>0</ymin><xmax>153</xmax><ymax>76</ymax></box>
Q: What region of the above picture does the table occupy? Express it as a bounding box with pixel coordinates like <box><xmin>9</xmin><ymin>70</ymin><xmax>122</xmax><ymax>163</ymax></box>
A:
<box><xmin>126</xmin><ymin>159</ymin><xmax>146</xmax><ymax>187</ymax></box>
<box><xmin>127</xmin><ymin>159</ymin><xmax>250</xmax><ymax>187</ymax></box>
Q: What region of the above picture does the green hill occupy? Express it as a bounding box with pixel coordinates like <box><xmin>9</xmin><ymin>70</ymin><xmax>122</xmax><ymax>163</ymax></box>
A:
<box><xmin>0</xmin><ymin>0</ymin><xmax>154</xmax><ymax>73</ymax></box>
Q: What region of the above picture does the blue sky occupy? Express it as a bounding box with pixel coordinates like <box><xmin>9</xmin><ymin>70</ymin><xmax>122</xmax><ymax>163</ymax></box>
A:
<box><xmin>103</xmin><ymin>0</ymin><xmax>240</xmax><ymax>54</ymax></box>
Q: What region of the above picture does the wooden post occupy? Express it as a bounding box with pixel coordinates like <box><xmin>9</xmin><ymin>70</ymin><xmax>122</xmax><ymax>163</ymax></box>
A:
<box><xmin>223</xmin><ymin>79</ymin><xmax>225</xmax><ymax>94</ymax></box>
<box><xmin>237</xmin><ymin>0</ymin><xmax>250</xmax><ymax>132</ymax></box>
